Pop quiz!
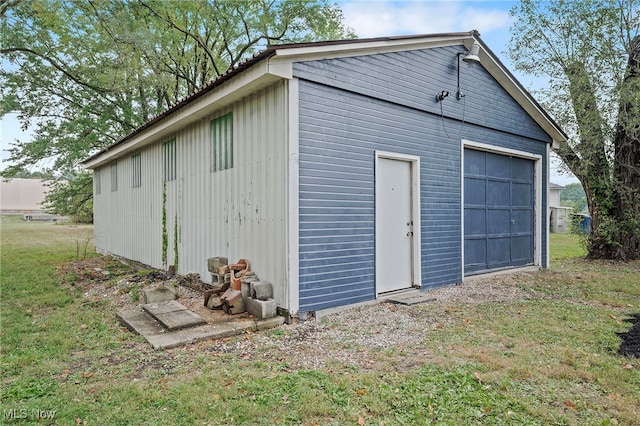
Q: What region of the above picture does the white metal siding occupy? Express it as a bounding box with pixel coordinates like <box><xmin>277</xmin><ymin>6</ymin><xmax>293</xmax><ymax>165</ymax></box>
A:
<box><xmin>93</xmin><ymin>80</ymin><xmax>290</xmax><ymax>308</ymax></box>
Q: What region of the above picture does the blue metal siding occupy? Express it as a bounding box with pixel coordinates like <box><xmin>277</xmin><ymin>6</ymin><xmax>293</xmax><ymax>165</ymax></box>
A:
<box><xmin>293</xmin><ymin>46</ymin><xmax>550</xmax><ymax>142</ymax></box>
<box><xmin>295</xmin><ymin>46</ymin><xmax>550</xmax><ymax>312</ymax></box>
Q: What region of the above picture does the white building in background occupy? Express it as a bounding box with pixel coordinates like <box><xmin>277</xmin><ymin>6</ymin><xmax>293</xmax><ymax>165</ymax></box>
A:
<box><xmin>0</xmin><ymin>178</ymin><xmax>68</xmax><ymax>221</ymax></box>
<box><xmin>549</xmin><ymin>182</ymin><xmax>564</xmax><ymax>208</ymax></box>
<box><xmin>0</xmin><ymin>178</ymin><xmax>48</xmax><ymax>214</ymax></box>
<box><xmin>549</xmin><ymin>182</ymin><xmax>572</xmax><ymax>233</ymax></box>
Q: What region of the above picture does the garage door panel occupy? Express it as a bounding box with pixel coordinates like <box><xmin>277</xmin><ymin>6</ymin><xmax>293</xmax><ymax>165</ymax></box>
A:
<box><xmin>486</xmin><ymin>152</ymin><xmax>511</xmax><ymax>178</ymax></box>
<box><xmin>512</xmin><ymin>209</ymin><xmax>533</xmax><ymax>233</ymax></box>
<box><xmin>511</xmin><ymin>157</ymin><xmax>534</xmax><ymax>180</ymax></box>
<box><xmin>464</xmin><ymin>149</ymin><xmax>486</xmax><ymax>175</ymax></box>
<box><xmin>512</xmin><ymin>182</ymin><xmax>533</xmax><ymax>206</ymax></box>
<box><xmin>464</xmin><ymin>178</ymin><xmax>486</xmax><ymax>205</ymax></box>
<box><xmin>487</xmin><ymin>237</ymin><xmax>510</xmax><ymax>265</ymax></box>
<box><xmin>487</xmin><ymin>209</ymin><xmax>510</xmax><ymax>234</ymax></box>
<box><xmin>464</xmin><ymin>148</ymin><xmax>535</xmax><ymax>275</ymax></box>
<box><xmin>464</xmin><ymin>208</ymin><xmax>486</xmax><ymax>236</ymax></box>
<box><xmin>488</xmin><ymin>180</ymin><xmax>510</xmax><ymax>206</ymax></box>
<box><xmin>464</xmin><ymin>239</ymin><xmax>486</xmax><ymax>266</ymax></box>
<box><xmin>512</xmin><ymin>235</ymin><xmax>533</xmax><ymax>262</ymax></box>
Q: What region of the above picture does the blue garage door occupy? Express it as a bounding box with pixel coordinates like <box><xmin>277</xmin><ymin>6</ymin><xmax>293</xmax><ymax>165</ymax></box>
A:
<box><xmin>464</xmin><ymin>148</ymin><xmax>535</xmax><ymax>275</ymax></box>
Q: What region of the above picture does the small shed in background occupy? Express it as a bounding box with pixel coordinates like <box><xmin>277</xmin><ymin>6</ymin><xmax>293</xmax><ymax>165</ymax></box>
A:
<box><xmin>549</xmin><ymin>182</ymin><xmax>572</xmax><ymax>233</ymax></box>
<box><xmin>549</xmin><ymin>182</ymin><xmax>564</xmax><ymax>208</ymax></box>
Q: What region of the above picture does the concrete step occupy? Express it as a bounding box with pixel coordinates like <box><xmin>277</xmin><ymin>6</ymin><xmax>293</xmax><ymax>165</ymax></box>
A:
<box><xmin>385</xmin><ymin>291</ymin><xmax>437</xmax><ymax>306</ymax></box>
<box><xmin>117</xmin><ymin>307</ymin><xmax>285</xmax><ymax>350</ymax></box>
<box><xmin>142</xmin><ymin>300</ymin><xmax>206</xmax><ymax>331</ymax></box>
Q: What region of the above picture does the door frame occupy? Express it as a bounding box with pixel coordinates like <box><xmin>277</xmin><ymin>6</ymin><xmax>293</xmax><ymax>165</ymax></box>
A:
<box><xmin>375</xmin><ymin>151</ymin><xmax>422</xmax><ymax>296</ymax></box>
<box><xmin>461</xmin><ymin>140</ymin><xmax>542</xmax><ymax>279</ymax></box>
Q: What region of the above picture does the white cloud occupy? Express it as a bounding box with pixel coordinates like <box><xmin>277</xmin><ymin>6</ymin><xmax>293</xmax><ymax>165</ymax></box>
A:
<box><xmin>339</xmin><ymin>1</ymin><xmax>512</xmax><ymax>38</ymax></box>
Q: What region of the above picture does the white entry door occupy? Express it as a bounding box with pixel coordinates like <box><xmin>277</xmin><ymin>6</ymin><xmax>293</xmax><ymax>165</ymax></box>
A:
<box><xmin>376</xmin><ymin>156</ymin><xmax>414</xmax><ymax>294</ymax></box>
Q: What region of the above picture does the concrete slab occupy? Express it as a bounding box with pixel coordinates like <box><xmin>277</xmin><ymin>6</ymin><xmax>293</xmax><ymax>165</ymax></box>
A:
<box><xmin>145</xmin><ymin>321</ymin><xmax>255</xmax><ymax>350</ymax></box>
<box><xmin>117</xmin><ymin>310</ymin><xmax>166</xmax><ymax>335</ymax></box>
<box><xmin>143</xmin><ymin>301</ymin><xmax>206</xmax><ymax>331</ymax></box>
<box><xmin>386</xmin><ymin>292</ymin><xmax>437</xmax><ymax>306</ymax></box>
<box><xmin>143</xmin><ymin>300</ymin><xmax>188</xmax><ymax>315</ymax></box>
<box><xmin>154</xmin><ymin>310</ymin><xmax>206</xmax><ymax>331</ymax></box>
<box><xmin>117</xmin><ymin>307</ymin><xmax>286</xmax><ymax>350</ymax></box>
<box><xmin>255</xmin><ymin>316</ymin><xmax>286</xmax><ymax>331</ymax></box>
<box><xmin>143</xmin><ymin>285</ymin><xmax>178</xmax><ymax>304</ymax></box>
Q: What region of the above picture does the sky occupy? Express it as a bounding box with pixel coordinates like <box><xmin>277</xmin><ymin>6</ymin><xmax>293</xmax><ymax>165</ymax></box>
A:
<box><xmin>0</xmin><ymin>0</ymin><xmax>578</xmax><ymax>184</ymax></box>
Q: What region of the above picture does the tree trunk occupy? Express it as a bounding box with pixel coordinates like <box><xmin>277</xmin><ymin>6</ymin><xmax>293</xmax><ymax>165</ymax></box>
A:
<box><xmin>559</xmin><ymin>60</ymin><xmax>612</xmax><ymax>240</ymax></box>
<box><xmin>604</xmin><ymin>35</ymin><xmax>640</xmax><ymax>259</ymax></box>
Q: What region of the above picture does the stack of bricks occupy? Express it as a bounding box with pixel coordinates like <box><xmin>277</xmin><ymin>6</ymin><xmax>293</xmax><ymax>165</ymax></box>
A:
<box><xmin>207</xmin><ymin>257</ymin><xmax>230</xmax><ymax>290</ymax></box>
<box><xmin>204</xmin><ymin>256</ymin><xmax>277</xmax><ymax>319</ymax></box>
<box><xmin>204</xmin><ymin>256</ymin><xmax>248</xmax><ymax>314</ymax></box>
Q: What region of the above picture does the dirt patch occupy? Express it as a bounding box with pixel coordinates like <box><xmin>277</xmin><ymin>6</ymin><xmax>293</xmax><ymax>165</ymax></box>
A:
<box><xmin>618</xmin><ymin>313</ymin><xmax>640</xmax><ymax>358</ymax></box>
<box><xmin>198</xmin><ymin>272</ymin><xmax>545</xmax><ymax>371</ymax></box>
<box><xmin>59</xmin><ymin>257</ymin><xmax>208</xmax><ymax>313</ymax></box>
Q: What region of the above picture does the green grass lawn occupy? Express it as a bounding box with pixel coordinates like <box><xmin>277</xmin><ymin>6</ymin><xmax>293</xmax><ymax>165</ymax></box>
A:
<box><xmin>549</xmin><ymin>232</ymin><xmax>587</xmax><ymax>261</ymax></box>
<box><xmin>1</xmin><ymin>216</ymin><xmax>639</xmax><ymax>425</ymax></box>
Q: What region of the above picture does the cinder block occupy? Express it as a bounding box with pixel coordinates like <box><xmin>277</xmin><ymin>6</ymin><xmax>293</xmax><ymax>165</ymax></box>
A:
<box><xmin>246</xmin><ymin>297</ymin><xmax>277</xmax><ymax>319</ymax></box>
<box><xmin>241</xmin><ymin>281</ymin><xmax>251</xmax><ymax>301</ymax></box>
<box><xmin>143</xmin><ymin>285</ymin><xmax>178</xmax><ymax>304</ymax></box>
<box><xmin>241</xmin><ymin>274</ymin><xmax>258</xmax><ymax>284</ymax></box>
<box><xmin>241</xmin><ymin>275</ymin><xmax>258</xmax><ymax>300</ymax></box>
<box><xmin>207</xmin><ymin>257</ymin><xmax>228</xmax><ymax>273</ymax></box>
<box><xmin>210</xmin><ymin>273</ymin><xmax>231</xmax><ymax>286</ymax></box>
<box><xmin>250</xmin><ymin>281</ymin><xmax>273</xmax><ymax>301</ymax></box>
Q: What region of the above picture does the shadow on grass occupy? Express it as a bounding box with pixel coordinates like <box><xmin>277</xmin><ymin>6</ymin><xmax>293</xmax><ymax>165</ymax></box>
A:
<box><xmin>618</xmin><ymin>313</ymin><xmax>640</xmax><ymax>358</ymax></box>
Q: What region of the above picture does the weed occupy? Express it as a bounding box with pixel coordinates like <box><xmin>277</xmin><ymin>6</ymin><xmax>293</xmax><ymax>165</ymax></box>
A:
<box><xmin>130</xmin><ymin>284</ymin><xmax>140</xmax><ymax>302</ymax></box>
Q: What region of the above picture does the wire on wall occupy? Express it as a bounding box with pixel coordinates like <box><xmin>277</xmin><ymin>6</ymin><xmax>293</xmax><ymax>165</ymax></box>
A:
<box><xmin>438</xmin><ymin>95</ymin><xmax>467</xmax><ymax>139</ymax></box>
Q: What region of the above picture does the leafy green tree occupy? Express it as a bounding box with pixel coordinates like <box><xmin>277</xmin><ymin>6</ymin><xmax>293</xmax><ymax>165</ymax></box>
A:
<box><xmin>43</xmin><ymin>172</ymin><xmax>94</xmax><ymax>223</ymax></box>
<box><xmin>560</xmin><ymin>183</ymin><xmax>588</xmax><ymax>213</ymax></box>
<box><xmin>509</xmin><ymin>0</ymin><xmax>640</xmax><ymax>259</ymax></box>
<box><xmin>1</xmin><ymin>0</ymin><xmax>354</xmax><ymax>218</ymax></box>
<box><xmin>4</xmin><ymin>167</ymin><xmax>55</xmax><ymax>180</ymax></box>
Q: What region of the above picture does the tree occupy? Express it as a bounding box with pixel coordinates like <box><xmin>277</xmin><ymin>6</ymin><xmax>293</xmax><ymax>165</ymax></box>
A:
<box><xmin>560</xmin><ymin>183</ymin><xmax>588</xmax><ymax>213</ymax></box>
<box><xmin>4</xmin><ymin>167</ymin><xmax>55</xmax><ymax>180</ymax></box>
<box><xmin>509</xmin><ymin>0</ymin><xmax>640</xmax><ymax>259</ymax></box>
<box><xmin>0</xmin><ymin>0</ymin><xmax>355</xmax><ymax>217</ymax></box>
<box><xmin>43</xmin><ymin>172</ymin><xmax>94</xmax><ymax>223</ymax></box>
